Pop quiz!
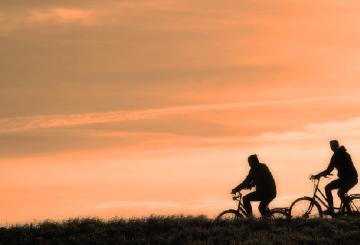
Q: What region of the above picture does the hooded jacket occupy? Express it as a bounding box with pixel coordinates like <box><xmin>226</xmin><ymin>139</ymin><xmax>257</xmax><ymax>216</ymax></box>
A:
<box><xmin>235</xmin><ymin>163</ymin><xmax>276</xmax><ymax>196</ymax></box>
<box><xmin>322</xmin><ymin>146</ymin><xmax>358</xmax><ymax>180</ymax></box>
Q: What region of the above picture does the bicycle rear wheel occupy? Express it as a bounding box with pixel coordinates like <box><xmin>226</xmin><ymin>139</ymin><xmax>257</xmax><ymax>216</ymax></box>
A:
<box><xmin>215</xmin><ymin>209</ymin><xmax>244</xmax><ymax>221</ymax></box>
<box><xmin>289</xmin><ymin>197</ymin><xmax>323</xmax><ymax>218</ymax></box>
<box><xmin>344</xmin><ymin>196</ymin><xmax>360</xmax><ymax>216</ymax></box>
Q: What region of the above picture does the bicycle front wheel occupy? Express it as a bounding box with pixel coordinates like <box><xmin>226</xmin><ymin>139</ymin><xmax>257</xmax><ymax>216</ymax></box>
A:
<box><xmin>215</xmin><ymin>209</ymin><xmax>244</xmax><ymax>221</ymax></box>
<box><xmin>289</xmin><ymin>197</ymin><xmax>323</xmax><ymax>218</ymax></box>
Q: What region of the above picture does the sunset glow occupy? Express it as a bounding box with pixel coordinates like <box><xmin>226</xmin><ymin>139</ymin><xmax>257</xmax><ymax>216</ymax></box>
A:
<box><xmin>1</xmin><ymin>0</ymin><xmax>360</xmax><ymax>224</ymax></box>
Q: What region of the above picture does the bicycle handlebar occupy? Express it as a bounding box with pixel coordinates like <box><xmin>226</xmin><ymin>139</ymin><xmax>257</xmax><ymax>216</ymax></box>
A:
<box><xmin>310</xmin><ymin>173</ymin><xmax>333</xmax><ymax>181</ymax></box>
<box><xmin>231</xmin><ymin>192</ymin><xmax>242</xmax><ymax>200</ymax></box>
<box><xmin>309</xmin><ymin>173</ymin><xmax>334</xmax><ymax>192</ymax></box>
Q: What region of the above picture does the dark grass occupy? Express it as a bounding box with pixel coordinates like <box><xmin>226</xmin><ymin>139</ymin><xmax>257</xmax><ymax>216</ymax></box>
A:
<box><xmin>1</xmin><ymin>216</ymin><xmax>360</xmax><ymax>245</ymax></box>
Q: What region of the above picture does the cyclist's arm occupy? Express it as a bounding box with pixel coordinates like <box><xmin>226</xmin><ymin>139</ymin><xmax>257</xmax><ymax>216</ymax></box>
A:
<box><xmin>248</xmin><ymin>180</ymin><xmax>256</xmax><ymax>189</ymax></box>
<box><xmin>233</xmin><ymin>168</ymin><xmax>255</xmax><ymax>192</ymax></box>
<box><xmin>316</xmin><ymin>156</ymin><xmax>335</xmax><ymax>178</ymax></box>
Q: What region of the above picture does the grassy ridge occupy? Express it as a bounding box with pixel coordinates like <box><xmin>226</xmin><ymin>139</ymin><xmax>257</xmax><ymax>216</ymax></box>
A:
<box><xmin>1</xmin><ymin>216</ymin><xmax>360</xmax><ymax>245</ymax></box>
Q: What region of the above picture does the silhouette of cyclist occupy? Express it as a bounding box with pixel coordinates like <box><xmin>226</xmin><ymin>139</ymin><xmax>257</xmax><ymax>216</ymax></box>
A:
<box><xmin>311</xmin><ymin>140</ymin><xmax>358</xmax><ymax>215</ymax></box>
<box><xmin>231</xmin><ymin>154</ymin><xmax>277</xmax><ymax>217</ymax></box>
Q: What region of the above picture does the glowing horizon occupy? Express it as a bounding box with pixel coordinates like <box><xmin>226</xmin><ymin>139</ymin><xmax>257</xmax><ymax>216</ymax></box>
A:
<box><xmin>1</xmin><ymin>0</ymin><xmax>360</xmax><ymax>224</ymax></box>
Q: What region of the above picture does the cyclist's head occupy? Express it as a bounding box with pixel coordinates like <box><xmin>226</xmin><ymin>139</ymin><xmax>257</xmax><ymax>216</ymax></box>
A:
<box><xmin>248</xmin><ymin>154</ymin><xmax>259</xmax><ymax>167</ymax></box>
<box><xmin>330</xmin><ymin>140</ymin><xmax>339</xmax><ymax>152</ymax></box>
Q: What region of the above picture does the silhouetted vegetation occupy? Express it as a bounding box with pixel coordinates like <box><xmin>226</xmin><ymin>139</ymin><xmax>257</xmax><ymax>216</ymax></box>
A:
<box><xmin>1</xmin><ymin>216</ymin><xmax>360</xmax><ymax>244</ymax></box>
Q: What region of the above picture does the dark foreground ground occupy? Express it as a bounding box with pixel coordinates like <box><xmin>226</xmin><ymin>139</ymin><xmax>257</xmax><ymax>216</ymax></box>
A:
<box><xmin>1</xmin><ymin>216</ymin><xmax>360</xmax><ymax>245</ymax></box>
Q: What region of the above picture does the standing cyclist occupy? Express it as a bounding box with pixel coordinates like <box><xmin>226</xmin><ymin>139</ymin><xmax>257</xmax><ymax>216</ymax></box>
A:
<box><xmin>311</xmin><ymin>140</ymin><xmax>358</xmax><ymax>215</ymax></box>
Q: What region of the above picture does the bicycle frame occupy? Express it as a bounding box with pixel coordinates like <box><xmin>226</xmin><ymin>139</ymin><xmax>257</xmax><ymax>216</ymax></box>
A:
<box><xmin>312</xmin><ymin>179</ymin><xmax>330</xmax><ymax>209</ymax></box>
<box><xmin>229</xmin><ymin>192</ymin><xmax>289</xmax><ymax>219</ymax></box>
<box><xmin>310</xmin><ymin>178</ymin><xmax>347</xmax><ymax>213</ymax></box>
<box><xmin>233</xmin><ymin>193</ymin><xmax>248</xmax><ymax>217</ymax></box>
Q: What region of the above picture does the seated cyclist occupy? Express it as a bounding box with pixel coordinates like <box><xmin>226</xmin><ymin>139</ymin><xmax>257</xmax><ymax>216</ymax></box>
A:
<box><xmin>311</xmin><ymin>140</ymin><xmax>358</xmax><ymax>215</ymax></box>
<box><xmin>231</xmin><ymin>154</ymin><xmax>277</xmax><ymax>217</ymax></box>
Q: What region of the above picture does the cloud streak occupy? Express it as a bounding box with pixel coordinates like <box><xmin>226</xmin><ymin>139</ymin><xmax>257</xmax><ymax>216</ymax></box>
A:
<box><xmin>28</xmin><ymin>8</ymin><xmax>93</xmax><ymax>24</ymax></box>
<box><xmin>1</xmin><ymin>96</ymin><xmax>358</xmax><ymax>133</ymax></box>
<box><xmin>256</xmin><ymin>117</ymin><xmax>360</xmax><ymax>142</ymax></box>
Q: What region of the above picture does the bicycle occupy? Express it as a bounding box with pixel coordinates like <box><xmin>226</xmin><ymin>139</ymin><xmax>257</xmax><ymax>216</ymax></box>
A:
<box><xmin>289</xmin><ymin>175</ymin><xmax>360</xmax><ymax>218</ymax></box>
<box><xmin>215</xmin><ymin>192</ymin><xmax>290</xmax><ymax>220</ymax></box>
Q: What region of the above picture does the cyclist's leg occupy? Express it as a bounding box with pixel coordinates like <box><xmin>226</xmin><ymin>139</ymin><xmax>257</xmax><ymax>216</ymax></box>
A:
<box><xmin>338</xmin><ymin>178</ymin><xmax>358</xmax><ymax>210</ymax></box>
<box><xmin>259</xmin><ymin>193</ymin><xmax>276</xmax><ymax>217</ymax></box>
<box><xmin>243</xmin><ymin>191</ymin><xmax>261</xmax><ymax>217</ymax></box>
<box><xmin>325</xmin><ymin>179</ymin><xmax>342</xmax><ymax>213</ymax></box>
<box><xmin>259</xmin><ymin>199</ymin><xmax>272</xmax><ymax>217</ymax></box>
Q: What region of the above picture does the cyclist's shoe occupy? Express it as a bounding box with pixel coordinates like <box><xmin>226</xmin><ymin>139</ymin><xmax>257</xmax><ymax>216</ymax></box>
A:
<box><xmin>323</xmin><ymin>209</ymin><xmax>334</xmax><ymax>216</ymax></box>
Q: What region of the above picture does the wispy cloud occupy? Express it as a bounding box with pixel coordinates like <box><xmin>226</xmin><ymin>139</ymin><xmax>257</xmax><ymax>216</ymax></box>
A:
<box><xmin>28</xmin><ymin>8</ymin><xmax>93</xmax><ymax>24</ymax></box>
<box><xmin>0</xmin><ymin>96</ymin><xmax>358</xmax><ymax>134</ymax></box>
<box><xmin>256</xmin><ymin>117</ymin><xmax>360</xmax><ymax>142</ymax></box>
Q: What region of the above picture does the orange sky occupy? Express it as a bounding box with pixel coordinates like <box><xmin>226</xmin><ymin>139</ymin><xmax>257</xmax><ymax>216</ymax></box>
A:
<box><xmin>1</xmin><ymin>0</ymin><xmax>360</xmax><ymax>224</ymax></box>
